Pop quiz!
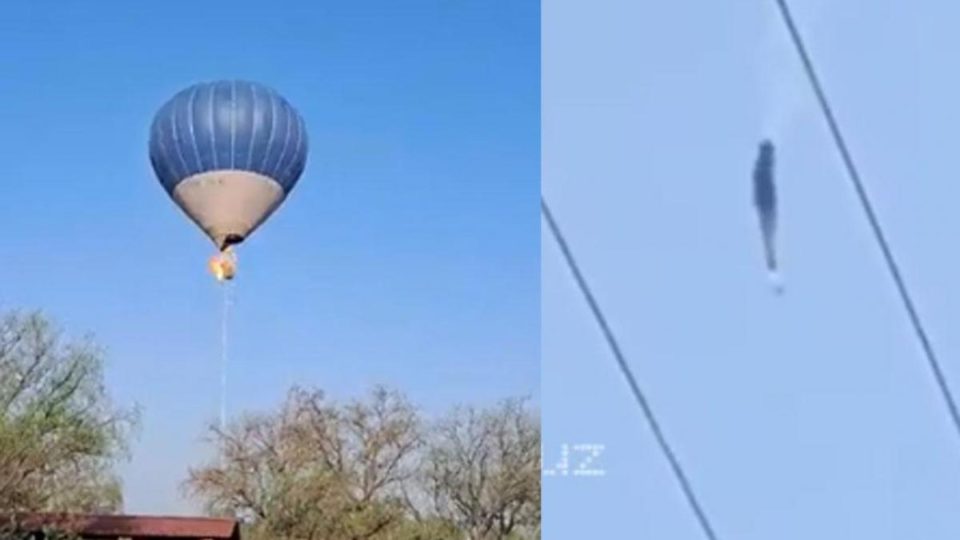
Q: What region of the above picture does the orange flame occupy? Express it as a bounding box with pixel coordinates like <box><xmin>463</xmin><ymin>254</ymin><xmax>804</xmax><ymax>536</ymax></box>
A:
<box><xmin>208</xmin><ymin>249</ymin><xmax>237</xmax><ymax>282</ymax></box>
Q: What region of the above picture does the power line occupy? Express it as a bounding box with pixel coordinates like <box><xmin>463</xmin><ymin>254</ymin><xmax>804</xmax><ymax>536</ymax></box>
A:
<box><xmin>772</xmin><ymin>0</ymin><xmax>960</xmax><ymax>441</ymax></box>
<box><xmin>541</xmin><ymin>198</ymin><xmax>720</xmax><ymax>540</ymax></box>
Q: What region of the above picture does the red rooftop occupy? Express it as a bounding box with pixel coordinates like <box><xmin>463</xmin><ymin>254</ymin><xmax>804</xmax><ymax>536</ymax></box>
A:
<box><xmin>7</xmin><ymin>513</ymin><xmax>240</xmax><ymax>540</ymax></box>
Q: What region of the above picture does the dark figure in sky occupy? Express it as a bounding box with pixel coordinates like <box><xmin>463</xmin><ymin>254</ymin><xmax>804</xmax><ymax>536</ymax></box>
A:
<box><xmin>753</xmin><ymin>139</ymin><xmax>781</xmax><ymax>292</ymax></box>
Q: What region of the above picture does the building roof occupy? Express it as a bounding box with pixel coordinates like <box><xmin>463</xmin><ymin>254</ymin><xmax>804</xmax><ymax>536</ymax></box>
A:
<box><xmin>8</xmin><ymin>513</ymin><xmax>240</xmax><ymax>539</ymax></box>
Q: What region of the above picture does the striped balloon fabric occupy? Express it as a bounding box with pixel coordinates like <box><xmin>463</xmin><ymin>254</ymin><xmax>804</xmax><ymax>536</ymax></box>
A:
<box><xmin>149</xmin><ymin>80</ymin><xmax>308</xmax><ymax>249</ymax></box>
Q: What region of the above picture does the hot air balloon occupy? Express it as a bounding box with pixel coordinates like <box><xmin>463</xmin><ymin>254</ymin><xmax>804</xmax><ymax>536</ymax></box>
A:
<box><xmin>149</xmin><ymin>80</ymin><xmax>308</xmax><ymax>281</ymax></box>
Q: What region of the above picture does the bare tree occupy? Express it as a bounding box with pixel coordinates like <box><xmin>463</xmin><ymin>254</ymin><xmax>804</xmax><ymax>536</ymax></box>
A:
<box><xmin>186</xmin><ymin>386</ymin><xmax>423</xmax><ymax>540</ymax></box>
<box><xmin>0</xmin><ymin>310</ymin><xmax>138</xmax><ymax>513</ymax></box>
<box><xmin>187</xmin><ymin>387</ymin><xmax>542</xmax><ymax>540</ymax></box>
<box><xmin>421</xmin><ymin>399</ymin><xmax>540</xmax><ymax>540</ymax></box>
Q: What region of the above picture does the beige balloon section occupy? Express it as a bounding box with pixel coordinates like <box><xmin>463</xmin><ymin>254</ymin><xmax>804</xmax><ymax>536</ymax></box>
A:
<box><xmin>171</xmin><ymin>169</ymin><xmax>286</xmax><ymax>281</ymax></box>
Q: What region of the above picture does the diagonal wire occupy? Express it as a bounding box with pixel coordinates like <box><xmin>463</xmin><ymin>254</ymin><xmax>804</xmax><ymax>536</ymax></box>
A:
<box><xmin>772</xmin><ymin>0</ymin><xmax>960</xmax><ymax>441</ymax></box>
<box><xmin>541</xmin><ymin>197</ymin><xmax>720</xmax><ymax>540</ymax></box>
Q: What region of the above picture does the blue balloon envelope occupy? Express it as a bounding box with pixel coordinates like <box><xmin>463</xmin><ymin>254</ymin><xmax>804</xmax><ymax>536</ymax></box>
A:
<box><xmin>149</xmin><ymin>80</ymin><xmax>308</xmax><ymax>250</ymax></box>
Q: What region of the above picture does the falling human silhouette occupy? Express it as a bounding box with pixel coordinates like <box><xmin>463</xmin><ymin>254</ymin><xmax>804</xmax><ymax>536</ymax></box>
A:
<box><xmin>753</xmin><ymin>139</ymin><xmax>782</xmax><ymax>294</ymax></box>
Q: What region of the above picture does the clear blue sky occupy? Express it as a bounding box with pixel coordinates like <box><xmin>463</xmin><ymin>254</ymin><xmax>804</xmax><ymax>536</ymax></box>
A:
<box><xmin>544</xmin><ymin>0</ymin><xmax>960</xmax><ymax>538</ymax></box>
<box><xmin>0</xmin><ymin>1</ymin><xmax>538</xmax><ymax>514</ymax></box>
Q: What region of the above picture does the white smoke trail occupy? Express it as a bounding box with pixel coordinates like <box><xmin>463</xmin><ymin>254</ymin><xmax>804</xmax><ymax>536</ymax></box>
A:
<box><xmin>220</xmin><ymin>281</ymin><xmax>232</xmax><ymax>436</ymax></box>
<box><xmin>758</xmin><ymin>0</ymin><xmax>827</xmax><ymax>142</ymax></box>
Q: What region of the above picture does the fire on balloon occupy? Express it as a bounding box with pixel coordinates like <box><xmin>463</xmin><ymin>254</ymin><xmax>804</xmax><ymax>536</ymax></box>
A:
<box><xmin>208</xmin><ymin>248</ymin><xmax>237</xmax><ymax>282</ymax></box>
